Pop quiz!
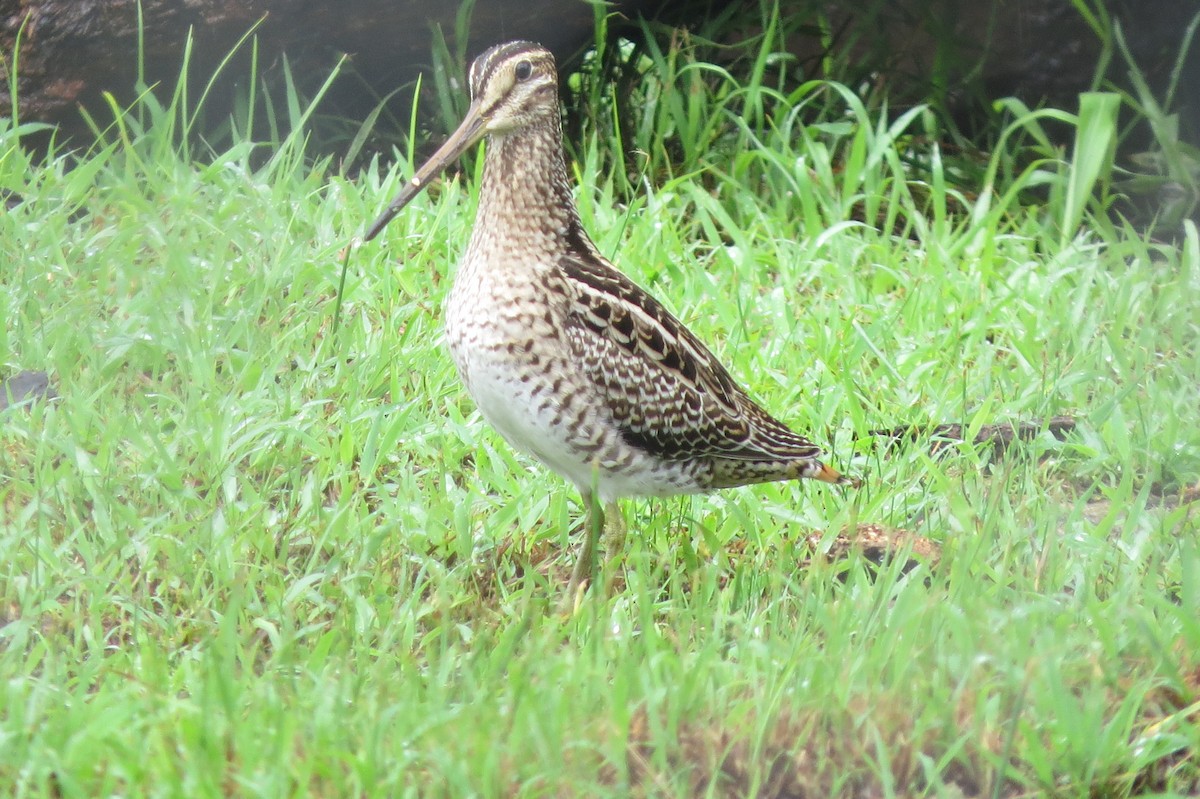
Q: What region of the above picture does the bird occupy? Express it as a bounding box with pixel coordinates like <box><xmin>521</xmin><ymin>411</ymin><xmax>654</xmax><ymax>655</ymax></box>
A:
<box><xmin>364</xmin><ymin>40</ymin><xmax>858</xmax><ymax>599</ymax></box>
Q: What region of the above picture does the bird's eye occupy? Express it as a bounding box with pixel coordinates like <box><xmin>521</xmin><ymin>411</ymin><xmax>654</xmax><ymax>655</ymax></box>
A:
<box><xmin>514</xmin><ymin>60</ymin><xmax>533</xmax><ymax>82</ymax></box>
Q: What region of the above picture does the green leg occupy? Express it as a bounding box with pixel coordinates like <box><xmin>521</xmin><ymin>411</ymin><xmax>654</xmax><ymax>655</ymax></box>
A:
<box><xmin>565</xmin><ymin>491</ymin><xmax>604</xmax><ymax>609</ymax></box>
<box><xmin>601</xmin><ymin>501</ymin><xmax>626</xmax><ymax>588</ymax></box>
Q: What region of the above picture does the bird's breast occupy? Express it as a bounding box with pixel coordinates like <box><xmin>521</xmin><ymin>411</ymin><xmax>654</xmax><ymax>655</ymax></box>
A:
<box><xmin>444</xmin><ymin>255</ymin><xmax>563</xmax><ymax>387</ymax></box>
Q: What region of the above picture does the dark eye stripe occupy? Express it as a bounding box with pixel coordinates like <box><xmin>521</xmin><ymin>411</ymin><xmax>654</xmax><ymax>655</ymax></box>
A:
<box><xmin>468</xmin><ymin>41</ymin><xmax>551</xmax><ymax>98</ymax></box>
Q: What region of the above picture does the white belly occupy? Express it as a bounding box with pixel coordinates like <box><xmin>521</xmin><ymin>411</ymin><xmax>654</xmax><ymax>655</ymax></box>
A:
<box><xmin>443</xmin><ymin>269</ymin><xmax>703</xmax><ymax>501</ymax></box>
<box><xmin>452</xmin><ymin>348</ymin><xmax>701</xmax><ymax>501</ymax></box>
<box><xmin>459</xmin><ymin>354</ymin><xmax>601</xmax><ymax>490</ymax></box>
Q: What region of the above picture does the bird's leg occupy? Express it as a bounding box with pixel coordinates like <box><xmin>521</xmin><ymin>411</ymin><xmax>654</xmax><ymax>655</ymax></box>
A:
<box><xmin>601</xmin><ymin>501</ymin><xmax>626</xmax><ymax>586</ymax></box>
<box><xmin>565</xmin><ymin>490</ymin><xmax>604</xmax><ymax>607</ymax></box>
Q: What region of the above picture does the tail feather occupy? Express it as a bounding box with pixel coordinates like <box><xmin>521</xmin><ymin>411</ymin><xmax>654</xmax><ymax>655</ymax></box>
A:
<box><xmin>707</xmin><ymin>457</ymin><xmax>860</xmax><ymax>489</ymax></box>
<box><xmin>809</xmin><ymin>461</ymin><xmax>861</xmax><ymax>488</ymax></box>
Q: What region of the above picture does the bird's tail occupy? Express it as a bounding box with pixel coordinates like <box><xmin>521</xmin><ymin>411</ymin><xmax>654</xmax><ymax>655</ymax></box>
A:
<box><xmin>811</xmin><ymin>461</ymin><xmax>861</xmax><ymax>488</ymax></box>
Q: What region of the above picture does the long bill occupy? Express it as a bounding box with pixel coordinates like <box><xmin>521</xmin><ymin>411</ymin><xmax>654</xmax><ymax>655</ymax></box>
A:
<box><xmin>363</xmin><ymin>99</ymin><xmax>489</xmax><ymax>242</ymax></box>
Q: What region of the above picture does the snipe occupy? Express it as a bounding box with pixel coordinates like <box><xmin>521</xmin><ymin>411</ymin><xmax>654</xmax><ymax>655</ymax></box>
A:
<box><xmin>364</xmin><ymin>41</ymin><xmax>858</xmax><ymax>598</ymax></box>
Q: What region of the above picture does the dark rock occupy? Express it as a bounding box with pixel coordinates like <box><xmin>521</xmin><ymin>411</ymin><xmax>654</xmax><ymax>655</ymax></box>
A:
<box><xmin>0</xmin><ymin>0</ymin><xmax>655</xmax><ymax>147</ymax></box>
<box><xmin>2</xmin><ymin>2</ymin><xmax>1195</xmax><ymax>150</ymax></box>
<box><xmin>0</xmin><ymin>370</ymin><xmax>58</xmax><ymax>411</ymax></box>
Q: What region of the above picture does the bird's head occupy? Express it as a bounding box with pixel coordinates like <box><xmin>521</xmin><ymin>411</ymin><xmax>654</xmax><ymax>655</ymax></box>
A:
<box><xmin>364</xmin><ymin>41</ymin><xmax>558</xmax><ymax>241</ymax></box>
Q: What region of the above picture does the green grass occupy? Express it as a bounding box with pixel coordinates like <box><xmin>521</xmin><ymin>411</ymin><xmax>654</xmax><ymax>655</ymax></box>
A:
<box><xmin>3</xmin><ymin>18</ymin><xmax>1200</xmax><ymax>799</ymax></box>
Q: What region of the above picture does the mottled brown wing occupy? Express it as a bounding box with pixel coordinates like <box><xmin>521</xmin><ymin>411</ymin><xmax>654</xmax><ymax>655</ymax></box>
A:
<box><xmin>558</xmin><ymin>251</ymin><xmax>822</xmax><ymax>463</ymax></box>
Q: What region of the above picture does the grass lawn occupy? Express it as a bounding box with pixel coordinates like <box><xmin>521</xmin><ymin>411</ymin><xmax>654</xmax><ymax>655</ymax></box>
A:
<box><xmin>2</xmin><ymin>23</ymin><xmax>1199</xmax><ymax>798</ymax></box>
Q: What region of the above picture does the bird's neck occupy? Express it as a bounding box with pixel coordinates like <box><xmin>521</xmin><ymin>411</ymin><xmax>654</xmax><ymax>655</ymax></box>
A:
<box><xmin>468</xmin><ymin>117</ymin><xmax>584</xmax><ymax>263</ymax></box>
